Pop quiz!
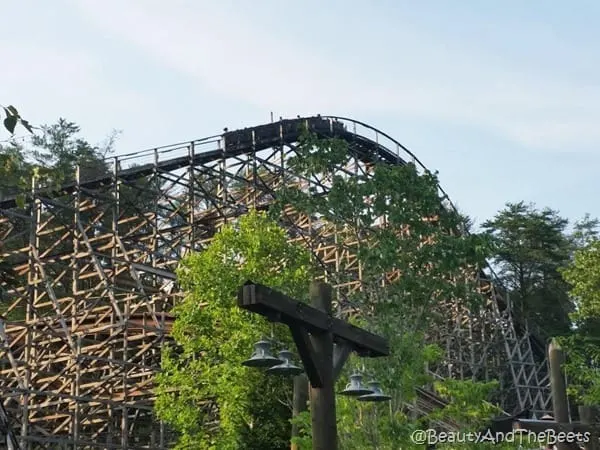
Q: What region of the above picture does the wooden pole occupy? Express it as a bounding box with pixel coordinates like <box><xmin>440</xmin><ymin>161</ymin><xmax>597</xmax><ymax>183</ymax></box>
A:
<box><xmin>291</xmin><ymin>374</ymin><xmax>309</xmax><ymax>450</ymax></box>
<box><xmin>549</xmin><ymin>339</ymin><xmax>570</xmax><ymax>450</ymax></box>
<box><xmin>309</xmin><ymin>281</ymin><xmax>337</xmax><ymax>450</ymax></box>
<box><xmin>579</xmin><ymin>406</ymin><xmax>599</xmax><ymax>450</ymax></box>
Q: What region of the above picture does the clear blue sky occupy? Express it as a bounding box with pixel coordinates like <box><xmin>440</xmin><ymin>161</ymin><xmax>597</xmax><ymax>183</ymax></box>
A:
<box><xmin>2</xmin><ymin>1</ymin><xmax>599</xmax><ymax>227</ymax></box>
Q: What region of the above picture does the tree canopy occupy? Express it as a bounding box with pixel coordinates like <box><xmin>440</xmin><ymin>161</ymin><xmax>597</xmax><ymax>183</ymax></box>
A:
<box><xmin>560</xmin><ymin>239</ymin><xmax>600</xmax><ymax>405</ymax></box>
<box><xmin>563</xmin><ymin>239</ymin><xmax>600</xmax><ymax>324</ymax></box>
<box><xmin>0</xmin><ymin>118</ymin><xmax>116</xmax><ymax>204</ymax></box>
<box><xmin>482</xmin><ymin>202</ymin><xmax>577</xmax><ymax>337</ymax></box>
<box><xmin>277</xmin><ymin>131</ymin><xmax>503</xmax><ymax>449</ymax></box>
<box><xmin>155</xmin><ymin>211</ymin><xmax>314</xmax><ymax>449</ymax></box>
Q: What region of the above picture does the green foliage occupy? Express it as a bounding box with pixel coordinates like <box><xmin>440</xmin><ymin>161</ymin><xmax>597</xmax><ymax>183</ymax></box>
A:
<box><xmin>432</xmin><ymin>379</ymin><xmax>501</xmax><ymax>427</ymax></box>
<box><xmin>292</xmin><ymin>375</ymin><xmax>506</xmax><ymax>450</ymax></box>
<box><xmin>1</xmin><ymin>104</ymin><xmax>33</xmax><ymax>135</ymax></box>
<box><xmin>275</xmin><ymin>130</ymin><xmax>490</xmax><ymax>325</ymax></box>
<box><xmin>290</xmin><ymin>411</ymin><xmax>312</xmax><ymax>449</ymax></box>
<box><xmin>156</xmin><ymin>130</ymin><xmax>510</xmax><ymax>448</ymax></box>
<box><xmin>430</xmin><ymin>379</ymin><xmax>516</xmax><ymax>450</ymax></box>
<box><xmin>482</xmin><ymin>202</ymin><xmax>576</xmax><ymax>337</ymax></box>
<box><xmin>30</xmin><ymin>118</ymin><xmax>115</xmax><ymax>185</ymax></box>
<box><xmin>271</xmin><ymin>131</ymin><xmax>499</xmax><ymax>448</ymax></box>
<box><xmin>562</xmin><ymin>240</ymin><xmax>600</xmax><ymax>324</ymax></box>
<box><xmin>571</xmin><ymin>214</ymin><xmax>600</xmax><ymax>249</ymax></box>
<box><xmin>334</xmin><ymin>337</ymin><xmax>444</xmax><ymax>450</ymax></box>
<box><xmin>559</xmin><ymin>239</ymin><xmax>600</xmax><ymax>405</ymax></box>
<box><xmin>558</xmin><ymin>334</ymin><xmax>600</xmax><ymax>405</ymax></box>
<box><xmin>0</xmin><ymin>118</ymin><xmax>116</xmax><ymax>203</ymax></box>
<box><xmin>0</xmin><ymin>141</ymin><xmax>32</xmax><ymax>207</ymax></box>
<box><xmin>155</xmin><ymin>210</ymin><xmax>314</xmax><ymax>449</ymax></box>
<box><xmin>273</xmin><ymin>132</ymin><xmax>490</xmax><ymax>320</ymax></box>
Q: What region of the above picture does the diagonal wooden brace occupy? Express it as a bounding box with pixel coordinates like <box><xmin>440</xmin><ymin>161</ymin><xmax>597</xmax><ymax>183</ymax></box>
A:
<box><xmin>289</xmin><ymin>325</ymin><xmax>324</xmax><ymax>388</ymax></box>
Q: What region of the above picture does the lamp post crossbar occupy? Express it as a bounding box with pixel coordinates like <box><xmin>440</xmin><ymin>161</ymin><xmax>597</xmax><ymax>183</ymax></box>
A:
<box><xmin>238</xmin><ymin>282</ymin><xmax>389</xmax><ymax>358</ymax></box>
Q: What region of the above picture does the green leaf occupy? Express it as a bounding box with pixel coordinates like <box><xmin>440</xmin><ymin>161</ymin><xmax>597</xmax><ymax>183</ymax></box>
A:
<box><xmin>3</xmin><ymin>114</ymin><xmax>18</xmax><ymax>134</ymax></box>
<box><xmin>20</xmin><ymin>119</ymin><xmax>33</xmax><ymax>133</ymax></box>
<box><xmin>156</xmin><ymin>210</ymin><xmax>312</xmax><ymax>448</ymax></box>
<box><xmin>6</xmin><ymin>105</ymin><xmax>19</xmax><ymax>116</ymax></box>
<box><xmin>15</xmin><ymin>194</ymin><xmax>26</xmax><ymax>209</ymax></box>
<box><xmin>271</xmin><ymin>132</ymin><xmax>503</xmax><ymax>448</ymax></box>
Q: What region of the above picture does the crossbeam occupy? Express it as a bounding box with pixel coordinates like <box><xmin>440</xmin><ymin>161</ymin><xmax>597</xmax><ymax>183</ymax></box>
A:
<box><xmin>237</xmin><ymin>282</ymin><xmax>389</xmax><ymax>358</ymax></box>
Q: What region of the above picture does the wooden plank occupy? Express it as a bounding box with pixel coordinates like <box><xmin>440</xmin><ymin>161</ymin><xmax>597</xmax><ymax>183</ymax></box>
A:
<box><xmin>238</xmin><ymin>282</ymin><xmax>389</xmax><ymax>357</ymax></box>
<box><xmin>332</xmin><ymin>318</ymin><xmax>388</xmax><ymax>357</ymax></box>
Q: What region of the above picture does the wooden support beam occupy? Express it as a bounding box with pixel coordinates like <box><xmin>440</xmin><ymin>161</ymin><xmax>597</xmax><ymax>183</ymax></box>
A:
<box><xmin>238</xmin><ymin>282</ymin><xmax>389</xmax><ymax>357</ymax></box>
<box><xmin>580</xmin><ymin>406</ymin><xmax>599</xmax><ymax>450</ymax></box>
<box><xmin>549</xmin><ymin>339</ymin><xmax>573</xmax><ymax>450</ymax></box>
<box><xmin>308</xmin><ymin>281</ymin><xmax>337</xmax><ymax>450</ymax></box>
<box><xmin>291</xmin><ymin>374</ymin><xmax>309</xmax><ymax>450</ymax></box>
<box><xmin>289</xmin><ymin>325</ymin><xmax>323</xmax><ymax>388</ymax></box>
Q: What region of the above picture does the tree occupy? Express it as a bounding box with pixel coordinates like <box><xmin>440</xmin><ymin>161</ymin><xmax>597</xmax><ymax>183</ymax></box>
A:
<box><xmin>482</xmin><ymin>202</ymin><xmax>574</xmax><ymax>337</ymax></box>
<box><xmin>563</xmin><ymin>239</ymin><xmax>600</xmax><ymax>324</ymax></box>
<box><xmin>274</xmin><ymin>130</ymin><xmax>499</xmax><ymax>448</ymax></box>
<box><xmin>2</xmin><ymin>116</ymin><xmax>550</xmax><ymax>446</ymax></box>
<box><xmin>0</xmin><ymin>140</ymin><xmax>33</xmax><ymax>201</ymax></box>
<box><xmin>1</xmin><ymin>118</ymin><xmax>116</xmax><ymax>201</ymax></box>
<box><xmin>30</xmin><ymin>118</ymin><xmax>115</xmax><ymax>185</ymax></box>
<box><xmin>560</xmin><ymin>239</ymin><xmax>600</xmax><ymax>405</ymax></box>
<box><xmin>156</xmin><ymin>128</ymin><xmax>514</xmax><ymax>448</ymax></box>
<box><xmin>571</xmin><ymin>214</ymin><xmax>600</xmax><ymax>251</ymax></box>
<box><xmin>155</xmin><ymin>210</ymin><xmax>314</xmax><ymax>449</ymax></box>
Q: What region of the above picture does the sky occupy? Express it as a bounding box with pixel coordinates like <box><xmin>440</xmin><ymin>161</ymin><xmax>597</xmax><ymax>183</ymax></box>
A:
<box><xmin>2</xmin><ymin>1</ymin><xmax>599</xmax><ymax>227</ymax></box>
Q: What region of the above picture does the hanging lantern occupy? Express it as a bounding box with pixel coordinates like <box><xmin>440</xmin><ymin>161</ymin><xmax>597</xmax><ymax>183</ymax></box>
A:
<box><xmin>339</xmin><ymin>372</ymin><xmax>374</xmax><ymax>396</ymax></box>
<box><xmin>241</xmin><ymin>339</ymin><xmax>281</xmax><ymax>368</ymax></box>
<box><xmin>357</xmin><ymin>380</ymin><xmax>391</xmax><ymax>402</ymax></box>
<box><xmin>266</xmin><ymin>350</ymin><xmax>303</xmax><ymax>376</ymax></box>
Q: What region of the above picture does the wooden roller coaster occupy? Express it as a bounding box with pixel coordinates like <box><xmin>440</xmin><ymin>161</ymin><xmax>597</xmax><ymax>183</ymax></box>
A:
<box><xmin>0</xmin><ymin>116</ymin><xmax>550</xmax><ymax>448</ymax></box>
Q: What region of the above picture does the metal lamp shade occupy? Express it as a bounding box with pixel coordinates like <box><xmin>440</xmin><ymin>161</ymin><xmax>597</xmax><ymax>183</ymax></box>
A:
<box><xmin>241</xmin><ymin>339</ymin><xmax>281</xmax><ymax>368</ymax></box>
<box><xmin>266</xmin><ymin>350</ymin><xmax>303</xmax><ymax>376</ymax></box>
<box><xmin>339</xmin><ymin>373</ymin><xmax>374</xmax><ymax>396</ymax></box>
<box><xmin>357</xmin><ymin>380</ymin><xmax>391</xmax><ymax>402</ymax></box>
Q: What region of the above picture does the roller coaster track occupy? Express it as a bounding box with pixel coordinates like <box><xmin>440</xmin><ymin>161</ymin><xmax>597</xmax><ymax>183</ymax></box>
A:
<box><xmin>0</xmin><ymin>115</ymin><xmax>550</xmax><ymax>448</ymax></box>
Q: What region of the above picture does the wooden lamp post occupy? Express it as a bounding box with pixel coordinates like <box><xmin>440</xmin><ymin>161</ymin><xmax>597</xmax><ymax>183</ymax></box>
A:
<box><xmin>237</xmin><ymin>280</ymin><xmax>390</xmax><ymax>450</ymax></box>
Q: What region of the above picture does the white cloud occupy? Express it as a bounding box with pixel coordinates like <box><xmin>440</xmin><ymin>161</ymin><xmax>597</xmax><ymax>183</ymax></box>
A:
<box><xmin>20</xmin><ymin>1</ymin><xmax>600</xmax><ymax>152</ymax></box>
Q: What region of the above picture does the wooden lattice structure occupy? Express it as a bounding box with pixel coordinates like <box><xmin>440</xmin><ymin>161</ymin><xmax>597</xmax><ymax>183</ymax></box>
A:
<box><xmin>0</xmin><ymin>116</ymin><xmax>551</xmax><ymax>448</ymax></box>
